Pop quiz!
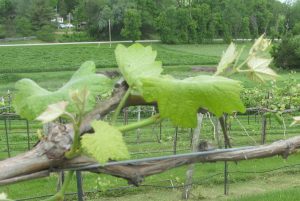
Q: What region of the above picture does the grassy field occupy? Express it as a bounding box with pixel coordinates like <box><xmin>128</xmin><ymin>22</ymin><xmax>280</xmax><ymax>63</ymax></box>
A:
<box><xmin>0</xmin><ymin>43</ymin><xmax>220</xmax><ymax>73</ymax></box>
<box><xmin>1</xmin><ymin>42</ymin><xmax>300</xmax><ymax>200</ymax></box>
<box><xmin>0</xmin><ymin>41</ymin><xmax>298</xmax><ymax>94</ymax></box>
<box><xmin>0</xmin><ymin>42</ymin><xmax>226</xmax><ymax>94</ymax></box>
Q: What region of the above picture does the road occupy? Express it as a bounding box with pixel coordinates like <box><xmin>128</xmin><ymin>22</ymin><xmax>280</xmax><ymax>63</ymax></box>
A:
<box><xmin>0</xmin><ymin>40</ymin><xmax>161</xmax><ymax>47</ymax></box>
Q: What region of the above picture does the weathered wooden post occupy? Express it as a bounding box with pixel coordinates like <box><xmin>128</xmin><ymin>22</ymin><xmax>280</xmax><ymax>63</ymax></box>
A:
<box><xmin>261</xmin><ymin>114</ymin><xmax>267</xmax><ymax>144</ymax></box>
<box><xmin>182</xmin><ymin>113</ymin><xmax>204</xmax><ymax>199</ymax></box>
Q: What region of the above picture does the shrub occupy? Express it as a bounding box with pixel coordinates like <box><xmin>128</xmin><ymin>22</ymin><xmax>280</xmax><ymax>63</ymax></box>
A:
<box><xmin>0</xmin><ymin>25</ymin><xmax>5</xmax><ymax>39</ymax></box>
<box><xmin>15</xmin><ymin>17</ymin><xmax>33</xmax><ymax>36</ymax></box>
<box><xmin>293</xmin><ymin>22</ymin><xmax>300</xmax><ymax>35</ymax></box>
<box><xmin>271</xmin><ymin>35</ymin><xmax>300</xmax><ymax>69</ymax></box>
<box><xmin>58</xmin><ymin>31</ymin><xmax>94</xmax><ymax>42</ymax></box>
<box><xmin>36</xmin><ymin>25</ymin><xmax>55</xmax><ymax>42</ymax></box>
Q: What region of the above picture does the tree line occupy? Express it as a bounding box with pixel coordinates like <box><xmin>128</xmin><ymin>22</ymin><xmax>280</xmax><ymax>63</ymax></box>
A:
<box><xmin>0</xmin><ymin>0</ymin><xmax>300</xmax><ymax>43</ymax></box>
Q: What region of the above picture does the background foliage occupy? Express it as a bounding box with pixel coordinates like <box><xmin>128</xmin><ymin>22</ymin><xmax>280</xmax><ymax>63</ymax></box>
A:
<box><xmin>0</xmin><ymin>0</ymin><xmax>300</xmax><ymax>43</ymax></box>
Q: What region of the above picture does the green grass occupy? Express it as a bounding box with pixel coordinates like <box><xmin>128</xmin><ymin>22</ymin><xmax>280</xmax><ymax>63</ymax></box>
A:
<box><xmin>230</xmin><ymin>187</ymin><xmax>300</xmax><ymax>201</ymax></box>
<box><xmin>0</xmin><ymin>43</ymin><xmax>224</xmax><ymax>74</ymax></box>
<box><xmin>2</xmin><ymin>42</ymin><xmax>299</xmax><ymax>95</ymax></box>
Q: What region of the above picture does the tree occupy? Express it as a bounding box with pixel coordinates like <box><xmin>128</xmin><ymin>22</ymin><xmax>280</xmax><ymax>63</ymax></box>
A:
<box><xmin>292</xmin><ymin>22</ymin><xmax>300</xmax><ymax>35</ymax></box>
<box><xmin>222</xmin><ymin>0</ymin><xmax>242</xmax><ymax>39</ymax></box>
<box><xmin>30</xmin><ymin>0</ymin><xmax>54</xmax><ymax>31</ymax></box>
<box><xmin>222</xmin><ymin>23</ymin><xmax>232</xmax><ymax>43</ymax></box>
<box><xmin>121</xmin><ymin>9</ymin><xmax>142</xmax><ymax>41</ymax></box>
<box><xmin>191</xmin><ymin>4</ymin><xmax>210</xmax><ymax>43</ymax></box>
<box><xmin>0</xmin><ymin>0</ymin><xmax>16</xmax><ymax>36</ymax></box>
<box><xmin>72</xmin><ymin>0</ymin><xmax>86</xmax><ymax>28</ymax></box>
<box><xmin>57</xmin><ymin>0</ymin><xmax>67</xmax><ymax>17</ymax></box>
<box><xmin>240</xmin><ymin>17</ymin><xmax>251</xmax><ymax>39</ymax></box>
<box><xmin>157</xmin><ymin>7</ymin><xmax>179</xmax><ymax>44</ymax></box>
<box><xmin>176</xmin><ymin>8</ymin><xmax>192</xmax><ymax>43</ymax></box>
<box><xmin>0</xmin><ymin>24</ymin><xmax>5</xmax><ymax>38</ymax></box>
<box><xmin>135</xmin><ymin>0</ymin><xmax>158</xmax><ymax>38</ymax></box>
<box><xmin>206</xmin><ymin>18</ymin><xmax>216</xmax><ymax>42</ymax></box>
<box><xmin>289</xmin><ymin>0</ymin><xmax>300</xmax><ymax>30</ymax></box>
<box><xmin>15</xmin><ymin>17</ymin><xmax>33</xmax><ymax>36</ymax></box>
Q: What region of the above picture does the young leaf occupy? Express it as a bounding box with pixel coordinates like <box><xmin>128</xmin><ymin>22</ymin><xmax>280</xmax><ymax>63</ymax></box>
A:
<box><xmin>249</xmin><ymin>34</ymin><xmax>271</xmax><ymax>55</ymax></box>
<box><xmin>81</xmin><ymin>120</ymin><xmax>129</xmax><ymax>164</ymax></box>
<box><xmin>0</xmin><ymin>192</ymin><xmax>7</xmax><ymax>200</ymax></box>
<box><xmin>290</xmin><ymin>116</ymin><xmax>300</xmax><ymax>126</ymax></box>
<box><xmin>14</xmin><ymin>61</ymin><xmax>113</xmax><ymax>120</ymax></box>
<box><xmin>247</xmin><ymin>57</ymin><xmax>278</xmax><ymax>82</ymax></box>
<box><xmin>215</xmin><ymin>43</ymin><xmax>238</xmax><ymax>75</ymax></box>
<box><xmin>115</xmin><ymin>43</ymin><xmax>163</xmax><ymax>89</ymax></box>
<box><xmin>141</xmin><ymin>75</ymin><xmax>245</xmax><ymax>128</ymax></box>
<box><xmin>36</xmin><ymin>101</ymin><xmax>68</xmax><ymax>124</ymax></box>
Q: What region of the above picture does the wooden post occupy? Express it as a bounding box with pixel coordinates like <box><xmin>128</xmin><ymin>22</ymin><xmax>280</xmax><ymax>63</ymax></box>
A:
<box><xmin>108</xmin><ymin>19</ymin><xmax>112</xmax><ymax>48</ymax></box>
<box><xmin>182</xmin><ymin>113</ymin><xmax>204</xmax><ymax>199</ymax></box>
<box><xmin>215</xmin><ymin>118</ymin><xmax>222</xmax><ymax>148</ymax></box>
<box><xmin>4</xmin><ymin>118</ymin><xmax>10</xmax><ymax>158</ymax></box>
<box><xmin>173</xmin><ymin>127</ymin><xmax>178</xmax><ymax>155</ymax></box>
<box><xmin>26</xmin><ymin>120</ymin><xmax>30</xmax><ymax>150</ymax></box>
<box><xmin>261</xmin><ymin>115</ymin><xmax>267</xmax><ymax>144</ymax></box>
<box><xmin>136</xmin><ymin>106</ymin><xmax>141</xmax><ymax>143</ymax></box>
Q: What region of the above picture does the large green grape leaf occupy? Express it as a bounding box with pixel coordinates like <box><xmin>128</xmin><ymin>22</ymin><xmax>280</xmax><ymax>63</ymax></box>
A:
<box><xmin>115</xmin><ymin>43</ymin><xmax>163</xmax><ymax>88</ymax></box>
<box><xmin>81</xmin><ymin>120</ymin><xmax>129</xmax><ymax>164</ymax></box>
<box><xmin>13</xmin><ymin>61</ymin><xmax>113</xmax><ymax>120</ymax></box>
<box><xmin>141</xmin><ymin>75</ymin><xmax>245</xmax><ymax>128</ymax></box>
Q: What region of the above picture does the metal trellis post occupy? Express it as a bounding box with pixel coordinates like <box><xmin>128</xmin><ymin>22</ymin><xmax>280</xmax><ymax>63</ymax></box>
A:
<box><xmin>26</xmin><ymin>120</ymin><xmax>30</xmax><ymax>150</ymax></box>
<box><xmin>76</xmin><ymin>171</ymin><xmax>84</xmax><ymax>201</ymax></box>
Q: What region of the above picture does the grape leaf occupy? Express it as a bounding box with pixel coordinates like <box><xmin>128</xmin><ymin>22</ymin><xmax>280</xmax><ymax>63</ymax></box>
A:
<box><xmin>249</xmin><ymin>34</ymin><xmax>271</xmax><ymax>55</ymax></box>
<box><xmin>216</xmin><ymin>43</ymin><xmax>238</xmax><ymax>75</ymax></box>
<box><xmin>14</xmin><ymin>61</ymin><xmax>113</xmax><ymax>120</ymax></box>
<box><xmin>36</xmin><ymin>101</ymin><xmax>69</xmax><ymax>124</ymax></box>
<box><xmin>81</xmin><ymin>120</ymin><xmax>129</xmax><ymax>164</ymax></box>
<box><xmin>141</xmin><ymin>75</ymin><xmax>245</xmax><ymax>128</ymax></box>
<box><xmin>115</xmin><ymin>43</ymin><xmax>163</xmax><ymax>89</ymax></box>
<box><xmin>0</xmin><ymin>192</ymin><xmax>7</xmax><ymax>200</ymax></box>
<box><xmin>247</xmin><ymin>57</ymin><xmax>278</xmax><ymax>82</ymax></box>
<box><xmin>290</xmin><ymin>116</ymin><xmax>300</xmax><ymax>126</ymax></box>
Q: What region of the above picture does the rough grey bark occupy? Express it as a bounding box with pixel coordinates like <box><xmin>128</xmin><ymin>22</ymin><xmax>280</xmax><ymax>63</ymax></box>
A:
<box><xmin>1</xmin><ymin>133</ymin><xmax>300</xmax><ymax>186</ymax></box>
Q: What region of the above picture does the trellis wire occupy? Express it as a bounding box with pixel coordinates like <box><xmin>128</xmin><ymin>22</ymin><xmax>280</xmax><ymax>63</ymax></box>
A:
<box><xmin>14</xmin><ymin>163</ymin><xmax>300</xmax><ymax>201</ymax></box>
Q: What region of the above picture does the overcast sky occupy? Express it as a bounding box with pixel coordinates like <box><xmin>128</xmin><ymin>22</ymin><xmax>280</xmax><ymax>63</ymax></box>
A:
<box><xmin>277</xmin><ymin>0</ymin><xmax>297</xmax><ymax>3</ymax></box>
